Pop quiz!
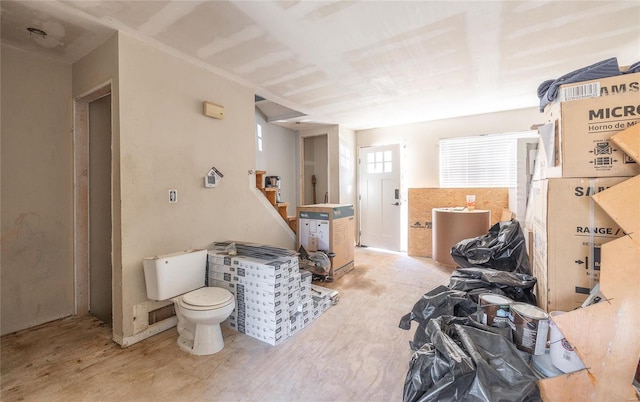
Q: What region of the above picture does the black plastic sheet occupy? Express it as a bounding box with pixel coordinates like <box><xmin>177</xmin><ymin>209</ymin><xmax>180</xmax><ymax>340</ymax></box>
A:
<box><xmin>403</xmin><ymin>316</ymin><xmax>541</xmax><ymax>402</ymax></box>
<box><xmin>448</xmin><ymin>267</ymin><xmax>537</xmax><ymax>305</ymax></box>
<box><xmin>450</xmin><ymin>220</ymin><xmax>531</xmax><ymax>275</ymax></box>
<box><xmin>399</xmin><ymin>286</ymin><xmax>477</xmax><ymax>350</ymax></box>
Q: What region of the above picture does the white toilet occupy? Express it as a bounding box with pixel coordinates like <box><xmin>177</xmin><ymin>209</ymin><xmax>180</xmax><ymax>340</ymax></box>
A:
<box><xmin>143</xmin><ymin>249</ymin><xmax>235</xmax><ymax>355</ymax></box>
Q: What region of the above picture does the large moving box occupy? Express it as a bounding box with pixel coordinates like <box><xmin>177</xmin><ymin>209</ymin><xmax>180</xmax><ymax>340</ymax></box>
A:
<box><xmin>530</xmin><ymin>177</ymin><xmax>628</xmax><ymax>311</ymax></box>
<box><xmin>538</xmin><ymin>84</ymin><xmax>640</xmax><ymax>179</ymax></box>
<box><xmin>297</xmin><ymin>204</ymin><xmax>355</xmax><ymax>280</ymax></box>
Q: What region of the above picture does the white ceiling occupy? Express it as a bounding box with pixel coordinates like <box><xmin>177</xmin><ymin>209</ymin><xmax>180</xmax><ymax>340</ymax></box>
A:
<box><xmin>2</xmin><ymin>0</ymin><xmax>639</xmax><ymax>130</ymax></box>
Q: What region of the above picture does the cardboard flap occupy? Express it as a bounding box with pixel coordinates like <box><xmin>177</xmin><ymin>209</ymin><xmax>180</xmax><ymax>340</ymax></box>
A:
<box><xmin>611</xmin><ymin>122</ymin><xmax>640</xmax><ymax>164</ymax></box>
<box><xmin>592</xmin><ymin>175</ymin><xmax>640</xmax><ymax>241</ymax></box>
<box><xmin>546</xmin><ymin>235</ymin><xmax>640</xmax><ymax>402</ymax></box>
<box><xmin>600</xmin><ymin>235</ymin><xmax>640</xmax><ymax>302</ymax></box>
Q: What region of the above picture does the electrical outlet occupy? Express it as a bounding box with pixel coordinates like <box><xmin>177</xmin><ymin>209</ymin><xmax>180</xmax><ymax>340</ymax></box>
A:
<box><xmin>169</xmin><ymin>189</ymin><xmax>178</xmax><ymax>203</ymax></box>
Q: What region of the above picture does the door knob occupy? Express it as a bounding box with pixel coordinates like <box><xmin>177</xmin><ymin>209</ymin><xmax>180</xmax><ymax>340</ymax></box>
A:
<box><xmin>391</xmin><ymin>202</ymin><xmax>400</xmax><ymax>206</ymax></box>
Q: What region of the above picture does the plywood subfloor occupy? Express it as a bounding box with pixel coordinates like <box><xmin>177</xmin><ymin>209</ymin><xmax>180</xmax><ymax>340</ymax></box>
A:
<box><xmin>1</xmin><ymin>247</ymin><xmax>452</xmax><ymax>402</ymax></box>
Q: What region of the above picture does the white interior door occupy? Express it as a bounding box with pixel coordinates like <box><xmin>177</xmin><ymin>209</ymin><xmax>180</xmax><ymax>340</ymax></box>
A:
<box><xmin>358</xmin><ymin>144</ymin><xmax>401</xmax><ymax>251</ymax></box>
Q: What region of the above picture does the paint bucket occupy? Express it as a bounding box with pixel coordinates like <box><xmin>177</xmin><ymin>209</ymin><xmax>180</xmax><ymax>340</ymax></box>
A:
<box><xmin>478</xmin><ymin>293</ymin><xmax>512</xmax><ymax>326</ymax></box>
<box><xmin>509</xmin><ymin>302</ymin><xmax>549</xmax><ymax>355</ymax></box>
<box><xmin>549</xmin><ymin>311</ymin><xmax>586</xmax><ymax>373</ymax></box>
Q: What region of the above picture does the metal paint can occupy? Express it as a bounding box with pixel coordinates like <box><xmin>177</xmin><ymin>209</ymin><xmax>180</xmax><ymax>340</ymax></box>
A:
<box><xmin>478</xmin><ymin>293</ymin><xmax>512</xmax><ymax>326</ymax></box>
<box><xmin>509</xmin><ymin>302</ymin><xmax>549</xmax><ymax>355</ymax></box>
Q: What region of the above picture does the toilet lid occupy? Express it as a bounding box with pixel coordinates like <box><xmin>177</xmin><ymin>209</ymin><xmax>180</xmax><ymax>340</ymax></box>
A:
<box><xmin>181</xmin><ymin>287</ymin><xmax>233</xmax><ymax>309</ymax></box>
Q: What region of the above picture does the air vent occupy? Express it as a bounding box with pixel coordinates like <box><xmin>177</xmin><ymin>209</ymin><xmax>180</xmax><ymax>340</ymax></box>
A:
<box><xmin>148</xmin><ymin>304</ymin><xmax>175</xmax><ymax>325</ymax></box>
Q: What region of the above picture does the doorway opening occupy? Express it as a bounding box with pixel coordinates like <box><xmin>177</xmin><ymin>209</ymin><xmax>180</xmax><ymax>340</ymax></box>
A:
<box><xmin>301</xmin><ymin>134</ymin><xmax>328</xmax><ymax>206</ymax></box>
<box><xmin>74</xmin><ymin>83</ymin><xmax>113</xmax><ymax>326</ymax></box>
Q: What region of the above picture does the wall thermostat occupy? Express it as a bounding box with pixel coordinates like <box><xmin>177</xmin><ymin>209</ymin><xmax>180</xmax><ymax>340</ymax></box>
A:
<box><xmin>205</xmin><ymin>175</ymin><xmax>218</xmax><ymax>187</ymax></box>
<box><xmin>205</xmin><ymin>166</ymin><xmax>223</xmax><ymax>188</ymax></box>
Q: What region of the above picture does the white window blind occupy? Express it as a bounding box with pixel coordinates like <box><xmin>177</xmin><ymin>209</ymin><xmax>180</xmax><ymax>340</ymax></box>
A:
<box><xmin>439</xmin><ymin>131</ymin><xmax>537</xmax><ymax>188</ymax></box>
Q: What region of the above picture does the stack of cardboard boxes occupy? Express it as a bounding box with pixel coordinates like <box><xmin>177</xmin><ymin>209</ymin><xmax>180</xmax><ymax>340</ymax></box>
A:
<box><xmin>528</xmin><ymin>72</ymin><xmax>640</xmax><ymax>312</ymax></box>
<box><xmin>206</xmin><ymin>241</ymin><xmax>332</xmax><ymax>345</ymax></box>
<box><xmin>538</xmin><ymin>122</ymin><xmax>640</xmax><ymax>401</ymax></box>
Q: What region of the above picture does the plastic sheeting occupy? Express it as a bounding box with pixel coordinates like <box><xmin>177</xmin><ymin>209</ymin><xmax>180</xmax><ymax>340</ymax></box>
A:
<box><xmin>403</xmin><ymin>316</ymin><xmax>541</xmax><ymax>402</ymax></box>
<box><xmin>399</xmin><ymin>286</ymin><xmax>477</xmax><ymax>351</ymax></box>
<box><xmin>448</xmin><ymin>268</ymin><xmax>537</xmax><ymax>306</ymax></box>
<box><xmin>450</xmin><ymin>220</ymin><xmax>531</xmax><ymax>275</ymax></box>
<box><xmin>400</xmin><ymin>233</ymin><xmax>541</xmax><ymax>401</ymax></box>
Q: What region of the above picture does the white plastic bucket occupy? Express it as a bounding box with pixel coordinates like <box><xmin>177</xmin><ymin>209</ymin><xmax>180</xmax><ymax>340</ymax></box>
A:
<box><xmin>549</xmin><ymin>311</ymin><xmax>586</xmax><ymax>373</ymax></box>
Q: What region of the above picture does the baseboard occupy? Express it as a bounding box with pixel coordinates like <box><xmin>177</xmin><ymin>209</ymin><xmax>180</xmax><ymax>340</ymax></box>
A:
<box><xmin>113</xmin><ymin>316</ymin><xmax>177</xmax><ymax>347</ymax></box>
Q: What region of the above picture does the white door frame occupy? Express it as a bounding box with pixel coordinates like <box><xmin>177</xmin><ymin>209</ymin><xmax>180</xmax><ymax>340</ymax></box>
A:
<box><xmin>73</xmin><ymin>82</ymin><xmax>112</xmax><ymax>318</ymax></box>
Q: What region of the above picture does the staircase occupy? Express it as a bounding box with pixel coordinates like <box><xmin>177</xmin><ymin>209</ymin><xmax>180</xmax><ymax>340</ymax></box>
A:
<box><xmin>255</xmin><ymin>171</ymin><xmax>297</xmax><ymax>234</ymax></box>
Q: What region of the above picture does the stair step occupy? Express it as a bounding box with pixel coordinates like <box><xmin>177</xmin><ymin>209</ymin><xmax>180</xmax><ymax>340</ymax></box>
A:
<box><xmin>287</xmin><ymin>216</ymin><xmax>298</xmax><ymax>233</ymax></box>
<box><xmin>263</xmin><ymin>188</ymin><xmax>277</xmax><ymax>205</ymax></box>
<box><xmin>277</xmin><ymin>203</ymin><xmax>289</xmax><ymax>220</ymax></box>
<box><xmin>255</xmin><ymin>170</ymin><xmax>267</xmax><ymax>190</ymax></box>
<box><xmin>255</xmin><ymin>173</ymin><xmax>296</xmax><ymax>233</ymax></box>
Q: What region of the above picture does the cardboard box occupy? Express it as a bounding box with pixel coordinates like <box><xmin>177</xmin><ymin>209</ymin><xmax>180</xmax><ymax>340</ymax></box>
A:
<box><xmin>297</xmin><ymin>204</ymin><xmax>355</xmax><ymax>279</ymax></box>
<box><xmin>300</xmin><ymin>269</ymin><xmax>312</xmax><ymax>284</ymax></box>
<box><xmin>243</xmin><ymin>325</ymin><xmax>287</xmax><ymax>346</ymax></box>
<box><xmin>286</xmin><ymin>298</ymin><xmax>298</xmax><ymax>315</ymax></box>
<box><xmin>244</xmin><ymin>307</ymin><xmax>286</xmax><ymax>328</ymax></box>
<box><xmin>541</xmin><ymin>90</ymin><xmax>640</xmax><ymax>178</ymax></box>
<box><xmin>207</xmin><ymin>254</ymin><xmax>233</xmax><ymax>267</ymax></box>
<box><xmin>209</xmin><ymin>271</ymin><xmax>284</xmax><ymax>293</ymax></box>
<box><xmin>289</xmin><ymin>312</ymin><xmax>303</xmax><ymax>335</ymax></box>
<box><xmin>530</xmin><ymin>177</ymin><xmax>628</xmax><ymax>311</ymax></box>
<box><xmin>209</xmin><ymin>279</ymin><xmax>236</xmax><ymax>295</ymax></box>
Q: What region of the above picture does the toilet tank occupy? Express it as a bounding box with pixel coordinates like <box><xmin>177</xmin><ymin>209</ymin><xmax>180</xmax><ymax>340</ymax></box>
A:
<box><xmin>143</xmin><ymin>249</ymin><xmax>207</xmax><ymax>300</ymax></box>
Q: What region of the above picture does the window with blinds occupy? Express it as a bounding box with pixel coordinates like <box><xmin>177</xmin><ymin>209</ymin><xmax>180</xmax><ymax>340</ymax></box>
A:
<box><xmin>439</xmin><ymin>131</ymin><xmax>537</xmax><ymax>188</ymax></box>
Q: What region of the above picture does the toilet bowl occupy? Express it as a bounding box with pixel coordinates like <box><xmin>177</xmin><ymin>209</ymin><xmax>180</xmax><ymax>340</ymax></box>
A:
<box><xmin>173</xmin><ymin>287</ymin><xmax>235</xmax><ymax>355</ymax></box>
<box><xmin>143</xmin><ymin>249</ymin><xmax>235</xmax><ymax>356</ymax></box>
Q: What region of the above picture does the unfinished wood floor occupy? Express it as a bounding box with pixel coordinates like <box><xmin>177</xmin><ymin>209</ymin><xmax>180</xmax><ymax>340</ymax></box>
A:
<box><xmin>1</xmin><ymin>247</ymin><xmax>452</xmax><ymax>402</ymax></box>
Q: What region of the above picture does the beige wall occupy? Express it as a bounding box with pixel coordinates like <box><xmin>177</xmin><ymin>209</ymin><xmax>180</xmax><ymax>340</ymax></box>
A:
<box><xmin>116</xmin><ymin>33</ymin><xmax>294</xmax><ymax>344</ymax></box>
<box><xmin>255</xmin><ymin>113</ymin><xmax>297</xmax><ymax>216</ymax></box>
<box><xmin>2</xmin><ymin>32</ymin><xmax>295</xmax><ymax>342</ymax></box>
<box><xmin>356</xmin><ymin>108</ymin><xmax>543</xmax><ymax>188</ymax></box>
<box><xmin>1</xmin><ymin>45</ymin><xmax>74</xmax><ymax>335</ymax></box>
<box><xmin>338</xmin><ymin>126</ymin><xmax>357</xmax><ymax>207</ymax></box>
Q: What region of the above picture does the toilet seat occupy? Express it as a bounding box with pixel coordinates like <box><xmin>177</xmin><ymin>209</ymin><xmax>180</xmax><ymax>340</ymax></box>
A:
<box><xmin>179</xmin><ymin>287</ymin><xmax>233</xmax><ymax>311</ymax></box>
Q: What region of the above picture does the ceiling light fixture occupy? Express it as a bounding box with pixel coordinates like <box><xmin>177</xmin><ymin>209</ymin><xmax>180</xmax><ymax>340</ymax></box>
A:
<box><xmin>27</xmin><ymin>27</ymin><xmax>47</xmax><ymax>37</ymax></box>
<box><xmin>26</xmin><ymin>26</ymin><xmax>63</xmax><ymax>49</ymax></box>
